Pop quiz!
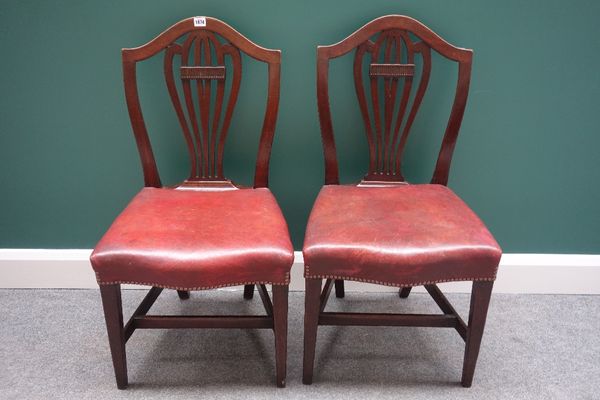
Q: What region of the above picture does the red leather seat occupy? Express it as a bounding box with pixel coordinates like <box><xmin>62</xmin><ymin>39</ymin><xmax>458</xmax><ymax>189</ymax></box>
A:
<box><xmin>92</xmin><ymin>187</ymin><xmax>294</xmax><ymax>290</ymax></box>
<box><xmin>303</xmin><ymin>184</ymin><xmax>501</xmax><ymax>287</ymax></box>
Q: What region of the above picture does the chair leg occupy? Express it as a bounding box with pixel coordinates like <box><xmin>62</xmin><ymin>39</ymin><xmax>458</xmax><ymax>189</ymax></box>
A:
<box><xmin>303</xmin><ymin>278</ymin><xmax>322</xmax><ymax>384</ymax></box>
<box><xmin>334</xmin><ymin>279</ymin><xmax>345</xmax><ymax>298</ymax></box>
<box><xmin>243</xmin><ymin>284</ymin><xmax>255</xmax><ymax>299</ymax></box>
<box><xmin>272</xmin><ymin>285</ymin><xmax>289</xmax><ymax>388</ymax></box>
<box><xmin>461</xmin><ymin>281</ymin><xmax>494</xmax><ymax>387</ymax></box>
<box><xmin>99</xmin><ymin>284</ymin><xmax>128</xmax><ymax>389</ymax></box>
<box><xmin>399</xmin><ymin>287</ymin><xmax>412</xmax><ymax>298</ymax></box>
<box><xmin>177</xmin><ymin>290</ymin><xmax>190</xmax><ymax>300</ymax></box>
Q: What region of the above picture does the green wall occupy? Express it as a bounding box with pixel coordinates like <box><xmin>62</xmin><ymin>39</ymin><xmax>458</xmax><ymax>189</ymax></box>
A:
<box><xmin>1</xmin><ymin>0</ymin><xmax>599</xmax><ymax>253</ymax></box>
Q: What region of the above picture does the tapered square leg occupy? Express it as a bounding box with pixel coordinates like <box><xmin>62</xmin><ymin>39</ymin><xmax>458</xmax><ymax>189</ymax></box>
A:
<box><xmin>272</xmin><ymin>285</ymin><xmax>289</xmax><ymax>388</ymax></box>
<box><xmin>177</xmin><ymin>290</ymin><xmax>190</xmax><ymax>300</ymax></box>
<box><xmin>334</xmin><ymin>279</ymin><xmax>345</xmax><ymax>298</ymax></box>
<box><xmin>243</xmin><ymin>284</ymin><xmax>255</xmax><ymax>299</ymax></box>
<box><xmin>461</xmin><ymin>281</ymin><xmax>494</xmax><ymax>387</ymax></box>
<box><xmin>303</xmin><ymin>278</ymin><xmax>322</xmax><ymax>384</ymax></box>
<box><xmin>399</xmin><ymin>287</ymin><xmax>412</xmax><ymax>298</ymax></box>
<box><xmin>99</xmin><ymin>284</ymin><xmax>128</xmax><ymax>389</ymax></box>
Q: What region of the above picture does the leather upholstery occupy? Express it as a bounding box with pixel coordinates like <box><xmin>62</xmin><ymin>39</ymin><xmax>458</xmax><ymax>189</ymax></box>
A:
<box><xmin>303</xmin><ymin>184</ymin><xmax>501</xmax><ymax>286</ymax></box>
<box><xmin>91</xmin><ymin>187</ymin><xmax>294</xmax><ymax>289</ymax></box>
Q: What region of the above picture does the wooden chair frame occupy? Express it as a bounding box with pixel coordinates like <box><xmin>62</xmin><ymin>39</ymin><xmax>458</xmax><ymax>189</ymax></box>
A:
<box><xmin>101</xmin><ymin>283</ymin><xmax>288</xmax><ymax>388</ymax></box>
<box><xmin>100</xmin><ymin>17</ymin><xmax>288</xmax><ymax>389</ymax></box>
<box><xmin>303</xmin><ymin>15</ymin><xmax>493</xmax><ymax>387</ymax></box>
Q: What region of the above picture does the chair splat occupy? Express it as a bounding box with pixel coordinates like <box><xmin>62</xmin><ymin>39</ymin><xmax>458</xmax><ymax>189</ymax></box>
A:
<box><xmin>353</xmin><ymin>30</ymin><xmax>432</xmax><ymax>181</ymax></box>
<box><xmin>164</xmin><ymin>31</ymin><xmax>242</xmax><ymax>181</ymax></box>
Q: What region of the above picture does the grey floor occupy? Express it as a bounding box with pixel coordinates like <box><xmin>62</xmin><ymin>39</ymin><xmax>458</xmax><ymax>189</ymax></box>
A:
<box><xmin>1</xmin><ymin>289</ymin><xmax>599</xmax><ymax>400</ymax></box>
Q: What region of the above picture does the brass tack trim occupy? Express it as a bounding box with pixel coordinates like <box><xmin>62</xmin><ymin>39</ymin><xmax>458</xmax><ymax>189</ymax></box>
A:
<box><xmin>304</xmin><ymin>265</ymin><xmax>496</xmax><ymax>287</ymax></box>
<box><xmin>96</xmin><ymin>271</ymin><xmax>291</xmax><ymax>290</ymax></box>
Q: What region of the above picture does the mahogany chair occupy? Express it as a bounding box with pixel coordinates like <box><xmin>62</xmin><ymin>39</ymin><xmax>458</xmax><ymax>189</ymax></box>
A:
<box><xmin>303</xmin><ymin>15</ymin><xmax>501</xmax><ymax>387</ymax></box>
<box><xmin>90</xmin><ymin>17</ymin><xmax>292</xmax><ymax>389</ymax></box>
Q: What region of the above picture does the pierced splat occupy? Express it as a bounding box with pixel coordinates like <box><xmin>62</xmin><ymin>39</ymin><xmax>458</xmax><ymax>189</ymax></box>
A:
<box><xmin>164</xmin><ymin>31</ymin><xmax>242</xmax><ymax>185</ymax></box>
<box><xmin>353</xmin><ymin>29</ymin><xmax>432</xmax><ymax>182</ymax></box>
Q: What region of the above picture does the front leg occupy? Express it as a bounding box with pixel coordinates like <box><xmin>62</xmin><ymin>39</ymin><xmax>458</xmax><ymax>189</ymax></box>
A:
<box><xmin>99</xmin><ymin>284</ymin><xmax>128</xmax><ymax>389</ymax></box>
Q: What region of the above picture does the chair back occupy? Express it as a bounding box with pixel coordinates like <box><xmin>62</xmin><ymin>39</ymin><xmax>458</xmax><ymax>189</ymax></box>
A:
<box><xmin>316</xmin><ymin>15</ymin><xmax>473</xmax><ymax>185</ymax></box>
<box><xmin>122</xmin><ymin>17</ymin><xmax>281</xmax><ymax>188</ymax></box>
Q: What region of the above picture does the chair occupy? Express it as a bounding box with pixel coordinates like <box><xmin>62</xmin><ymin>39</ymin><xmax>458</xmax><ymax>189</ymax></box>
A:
<box><xmin>90</xmin><ymin>17</ymin><xmax>292</xmax><ymax>389</ymax></box>
<box><xmin>303</xmin><ymin>15</ymin><xmax>501</xmax><ymax>387</ymax></box>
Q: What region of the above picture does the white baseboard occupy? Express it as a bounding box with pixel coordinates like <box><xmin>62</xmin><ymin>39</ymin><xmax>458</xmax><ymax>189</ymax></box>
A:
<box><xmin>0</xmin><ymin>249</ymin><xmax>599</xmax><ymax>294</ymax></box>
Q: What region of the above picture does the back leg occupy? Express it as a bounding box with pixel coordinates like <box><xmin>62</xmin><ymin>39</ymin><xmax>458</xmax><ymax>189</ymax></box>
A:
<box><xmin>334</xmin><ymin>279</ymin><xmax>345</xmax><ymax>298</ymax></box>
<box><xmin>177</xmin><ymin>290</ymin><xmax>190</xmax><ymax>300</ymax></box>
<box><xmin>399</xmin><ymin>287</ymin><xmax>412</xmax><ymax>298</ymax></box>
<box><xmin>244</xmin><ymin>284</ymin><xmax>255</xmax><ymax>299</ymax></box>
